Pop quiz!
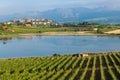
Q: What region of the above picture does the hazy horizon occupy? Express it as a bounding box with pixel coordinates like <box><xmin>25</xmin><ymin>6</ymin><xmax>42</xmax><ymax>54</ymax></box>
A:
<box><xmin>0</xmin><ymin>0</ymin><xmax>120</xmax><ymax>15</ymax></box>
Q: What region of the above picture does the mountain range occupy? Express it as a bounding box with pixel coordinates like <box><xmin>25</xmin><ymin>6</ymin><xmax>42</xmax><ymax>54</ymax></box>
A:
<box><xmin>1</xmin><ymin>7</ymin><xmax>120</xmax><ymax>23</ymax></box>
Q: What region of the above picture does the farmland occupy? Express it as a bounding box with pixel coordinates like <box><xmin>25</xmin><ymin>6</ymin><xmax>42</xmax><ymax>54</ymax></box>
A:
<box><xmin>0</xmin><ymin>23</ymin><xmax>120</xmax><ymax>35</ymax></box>
<box><xmin>0</xmin><ymin>52</ymin><xmax>120</xmax><ymax>80</ymax></box>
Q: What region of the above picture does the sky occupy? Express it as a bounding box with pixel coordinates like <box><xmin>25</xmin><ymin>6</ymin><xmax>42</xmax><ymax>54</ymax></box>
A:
<box><xmin>0</xmin><ymin>0</ymin><xmax>120</xmax><ymax>15</ymax></box>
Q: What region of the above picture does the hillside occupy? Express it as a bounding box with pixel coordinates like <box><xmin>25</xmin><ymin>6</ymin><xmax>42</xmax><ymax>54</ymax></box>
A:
<box><xmin>1</xmin><ymin>7</ymin><xmax>120</xmax><ymax>23</ymax></box>
<box><xmin>0</xmin><ymin>52</ymin><xmax>120</xmax><ymax>80</ymax></box>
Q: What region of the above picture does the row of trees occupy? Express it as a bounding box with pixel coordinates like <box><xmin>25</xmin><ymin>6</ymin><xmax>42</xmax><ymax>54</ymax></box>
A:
<box><xmin>62</xmin><ymin>22</ymin><xmax>98</xmax><ymax>27</ymax></box>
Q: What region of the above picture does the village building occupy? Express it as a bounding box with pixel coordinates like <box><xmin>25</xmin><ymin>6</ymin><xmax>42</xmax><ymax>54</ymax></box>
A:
<box><xmin>3</xmin><ymin>18</ymin><xmax>59</xmax><ymax>27</ymax></box>
<box><xmin>73</xmin><ymin>53</ymin><xmax>89</xmax><ymax>57</ymax></box>
<box><xmin>25</xmin><ymin>23</ymin><xmax>32</xmax><ymax>27</ymax></box>
<box><xmin>81</xmin><ymin>53</ymin><xmax>89</xmax><ymax>57</ymax></box>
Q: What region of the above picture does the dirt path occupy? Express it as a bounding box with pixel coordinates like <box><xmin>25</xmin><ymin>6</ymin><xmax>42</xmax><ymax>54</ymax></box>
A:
<box><xmin>105</xmin><ymin>29</ymin><xmax>120</xmax><ymax>34</ymax></box>
<box><xmin>18</xmin><ymin>32</ymin><xmax>109</xmax><ymax>36</ymax></box>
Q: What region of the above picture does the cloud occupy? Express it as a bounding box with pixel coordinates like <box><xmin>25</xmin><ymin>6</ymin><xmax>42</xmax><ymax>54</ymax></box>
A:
<box><xmin>80</xmin><ymin>0</ymin><xmax>120</xmax><ymax>10</ymax></box>
<box><xmin>103</xmin><ymin>0</ymin><xmax>120</xmax><ymax>10</ymax></box>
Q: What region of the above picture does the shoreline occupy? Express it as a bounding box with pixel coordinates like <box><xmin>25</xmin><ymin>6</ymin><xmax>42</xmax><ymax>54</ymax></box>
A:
<box><xmin>18</xmin><ymin>32</ymin><xmax>116</xmax><ymax>36</ymax></box>
<box><xmin>0</xmin><ymin>31</ymin><xmax>119</xmax><ymax>38</ymax></box>
<box><xmin>0</xmin><ymin>28</ymin><xmax>119</xmax><ymax>37</ymax></box>
<box><xmin>0</xmin><ymin>51</ymin><xmax>120</xmax><ymax>60</ymax></box>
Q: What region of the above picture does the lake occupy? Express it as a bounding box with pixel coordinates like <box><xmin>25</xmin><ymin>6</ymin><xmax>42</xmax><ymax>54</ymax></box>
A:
<box><xmin>0</xmin><ymin>35</ymin><xmax>120</xmax><ymax>58</ymax></box>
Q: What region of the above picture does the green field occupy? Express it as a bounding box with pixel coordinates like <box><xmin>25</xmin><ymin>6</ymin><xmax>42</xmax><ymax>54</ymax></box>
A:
<box><xmin>0</xmin><ymin>24</ymin><xmax>120</xmax><ymax>35</ymax></box>
<box><xmin>0</xmin><ymin>26</ymin><xmax>94</xmax><ymax>35</ymax></box>
<box><xmin>0</xmin><ymin>52</ymin><xmax>120</xmax><ymax>80</ymax></box>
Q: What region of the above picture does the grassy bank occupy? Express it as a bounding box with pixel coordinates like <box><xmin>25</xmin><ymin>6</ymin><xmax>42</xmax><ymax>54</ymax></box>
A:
<box><xmin>0</xmin><ymin>25</ymin><xmax>120</xmax><ymax>35</ymax></box>
<box><xmin>0</xmin><ymin>52</ymin><xmax>120</xmax><ymax>80</ymax></box>
<box><xmin>0</xmin><ymin>27</ymin><xmax>91</xmax><ymax>34</ymax></box>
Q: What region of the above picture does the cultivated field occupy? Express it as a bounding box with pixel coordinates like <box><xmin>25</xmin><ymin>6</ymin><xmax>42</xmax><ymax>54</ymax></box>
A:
<box><xmin>0</xmin><ymin>52</ymin><xmax>120</xmax><ymax>80</ymax></box>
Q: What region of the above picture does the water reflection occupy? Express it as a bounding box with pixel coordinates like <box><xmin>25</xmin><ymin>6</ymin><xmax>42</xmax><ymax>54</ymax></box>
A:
<box><xmin>0</xmin><ymin>37</ymin><xmax>12</xmax><ymax>44</ymax></box>
<box><xmin>0</xmin><ymin>37</ymin><xmax>12</xmax><ymax>41</ymax></box>
<box><xmin>97</xmin><ymin>35</ymin><xmax>120</xmax><ymax>39</ymax></box>
<box><xmin>0</xmin><ymin>36</ymin><xmax>34</xmax><ymax>44</ymax></box>
<box><xmin>16</xmin><ymin>36</ymin><xmax>33</xmax><ymax>40</ymax></box>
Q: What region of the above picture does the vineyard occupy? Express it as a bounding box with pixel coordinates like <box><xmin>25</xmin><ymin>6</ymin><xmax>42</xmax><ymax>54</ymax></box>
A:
<box><xmin>0</xmin><ymin>52</ymin><xmax>120</xmax><ymax>80</ymax></box>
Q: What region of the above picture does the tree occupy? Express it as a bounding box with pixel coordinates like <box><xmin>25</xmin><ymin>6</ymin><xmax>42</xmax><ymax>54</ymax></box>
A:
<box><xmin>53</xmin><ymin>53</ymin><xmax>61</xmax><ymax>56</ymax></box>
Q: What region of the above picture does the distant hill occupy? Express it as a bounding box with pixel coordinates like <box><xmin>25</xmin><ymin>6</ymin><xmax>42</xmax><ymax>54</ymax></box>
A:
<box><xmin>1</xmin><ymin>7</ymin><xmax>120</xmax><ymax>23</ymax></box>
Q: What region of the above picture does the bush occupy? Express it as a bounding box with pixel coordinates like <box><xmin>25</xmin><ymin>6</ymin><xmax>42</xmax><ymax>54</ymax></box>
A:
<box><xmin>97</xmin><ymin>28</ymin><xmax>104</xmax><ymax>34</ymax></box>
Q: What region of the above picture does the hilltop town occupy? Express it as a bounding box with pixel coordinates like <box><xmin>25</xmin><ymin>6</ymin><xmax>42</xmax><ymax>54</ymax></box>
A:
<box><xmin>3</xmin><ymin>18</ymin><xmax>59</xmax><ymax>27</ymax></box>
<box><xmin>0</xmin><ymin>18</ymin><xmax>120</xmax><ymax>35</ymax></box>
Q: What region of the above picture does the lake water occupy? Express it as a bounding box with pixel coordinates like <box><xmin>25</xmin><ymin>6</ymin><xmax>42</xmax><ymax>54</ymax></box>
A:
<box><xmin>0</xmin><ymin>35</ymin><xmax>120</xmax><ymax>58</ymax></box>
